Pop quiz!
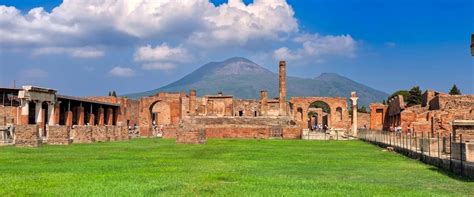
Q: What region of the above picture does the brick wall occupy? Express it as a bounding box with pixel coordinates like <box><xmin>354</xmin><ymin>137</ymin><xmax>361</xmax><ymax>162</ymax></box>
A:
<box><xmin>15</xmin><ymin>125</ymin><xmax>41</xmax><ymax>147</ymax></box>
<box><xmin>0</xmin><ymin>106</ymin><xmax>18</xmax><ymax>125</ymax></box>
<box><xmin>73</xmin><ymin>126</ymin><xmax>93</xmax><ymax>143</ymax></box>
<box><xmin>176</xmin><ymin>129</ymin><xmax>206</xmax><ymax>144</ymax></box>
<box><xmin>48</xmin><ymin>125</ymin><xmax>71</xmax><ymax>145</ymax></box>
<box><xmin>92</xmin><ymin>126</ymin><xmax>107</xmax><ymax>142</ymax></box>
<box><xmin>106</xmin><ymin>126</ymin><xmax>116</xmax><ymax>141</ymax></box>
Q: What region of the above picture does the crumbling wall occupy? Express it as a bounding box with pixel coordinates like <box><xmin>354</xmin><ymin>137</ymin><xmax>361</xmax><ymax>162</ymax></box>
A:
<box><xmin>92</xmin><ymin>126</ymin><xmax>107</xmax><ymax>142</ymax></box>
<box><xmin>106</xmin><ymin>126</ymin><xmax>116</xmax><ymax>141</ymax></box>
<box><xmin>358</xmin><ymin>112</ymin><xmax>370</xmax><ymax>129</ymax></box>
<box><xmin>15</xmin><ymin>125</ymin><xmax>41</xmax><ymax>147</ymax></box>
<box><xmin>72</xmin><ymin>125</ymin><xmax>93</xmax><ymax>143</ymax></box>
<box><xmin>48</xmin><ymin>125</ymin><xmax>71</xmax><ymax>145</ymax></box>
<box><xmin>176</xmin><ymin>129</ymin><xmax>206</xmax><ymax>144</ymax></box>
<box><xmin>0</xmin><ymin>106</ymin><xmax>17</xmax><ymax>125</ymax></box>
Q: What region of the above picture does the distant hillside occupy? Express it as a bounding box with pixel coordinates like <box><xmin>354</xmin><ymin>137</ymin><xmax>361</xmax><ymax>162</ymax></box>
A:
<box><xmin>125</xmin><ymin>57</ymin><xmax>388</xmax><ymax>107</ymax></box>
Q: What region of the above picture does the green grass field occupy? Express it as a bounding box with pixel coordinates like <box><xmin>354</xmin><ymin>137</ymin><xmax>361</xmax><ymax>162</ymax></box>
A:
<box><xmin>0</xmin><ymin>139</ymin><xmax>472</xmax><ymax>196</ymax></box>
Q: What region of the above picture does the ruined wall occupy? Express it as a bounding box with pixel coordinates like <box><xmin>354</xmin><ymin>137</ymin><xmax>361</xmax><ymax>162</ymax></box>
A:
<box><xmin>267</xmin><ymin>100</ymin><xmax>280</xmax><ymax>116</ymax></box>
<box><xmin>15</xmin><ymin>125</ymin><xmax>41</xmax><ymax>147</ymax></box>
<box><xmin>357</xmin><ymin>112</ymin><xmax>370</xmax><ymax>129</ymax></box>
<box><xmin>176</xmin><ymin>129</ymin><xmax>206</xmax><ymax>144</ymax></box>
<box><xmin>139</xmin><ymin>93</ymin><xmax>184</xmax><ymax>137</ymax></box>
<box><xmin>290</xmin><ymin>97</ymin><xmax>350</xmax><ymax>130</ymax></box>
<box><xmin>369</xmin><ymin>103</ymin><xmax>387</xmax><ymax>131</ymax></box>
<box><xmin>72</xmin><ymin>125</ymin><xmax>93</xmax><ymax>143</ymax></box>
<box><xmin>92</xmin><ymin>126</ymin><xmax>108</xmax><ymax>142</ymax></box>
<box><xmin>179</xmin><ymin>117</ymin><xmax>300</xmax><ymax>139</ymax></box>
<box><xmin>205</xmin><ymin>96</ymin><xmax>233</xmax><ymax>117</ymax></box>
<box><xmin>48</xmin><ymin>125</ymin><xmax>71</xmax><ymax>145</ymax></box>
<box><xmin>234</xmin><ymin>99</ymin><xmax>259</xmax><ymax>117</ymax></box>
<box><xmin>0</xmin><ymin>106</ymin><xmax>18</xmax><ymax>125</ymax></box>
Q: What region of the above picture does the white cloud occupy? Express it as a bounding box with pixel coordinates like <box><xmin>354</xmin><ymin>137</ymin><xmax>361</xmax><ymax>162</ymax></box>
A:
<box><xmin>21</xmin><ymin>68</ymin><xmax>48</xmax><ymax>79</ymax></box>
<box><xmin>109</xmin><ymin>67</ymin><xmax>135</xmax><ymax>77</ymax></box>
<box><xmin>142</xmin><ymin>62</ymin><xmax>176</xmax><ymax>71</ymax></box>
<box><xmin>273</xmin><ymin>33</ymin><xmax>357</xmax><ymax>61</ymax></box>
<box><xmin>33</xmin><ymin>47</ymin><xmax>104</xmax><ymax>58</ymax></box>
<box><xmin>134</xmin><ymin>44</ymin><xmax>191</xmax><ymax>63</ymax></box>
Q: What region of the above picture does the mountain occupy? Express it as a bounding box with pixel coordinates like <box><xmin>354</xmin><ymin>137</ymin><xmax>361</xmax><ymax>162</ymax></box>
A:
<box><xmin>125</xmin><ymin>57</ymin><xmax>388</xmax><ymax>107</ymax></box>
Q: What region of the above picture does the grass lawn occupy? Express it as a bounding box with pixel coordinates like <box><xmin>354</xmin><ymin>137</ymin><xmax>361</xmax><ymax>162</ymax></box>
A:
<box><xmin>0</xmin><ymin>138</ymin><xmax>472</xmax><ymax>196</ymax></box>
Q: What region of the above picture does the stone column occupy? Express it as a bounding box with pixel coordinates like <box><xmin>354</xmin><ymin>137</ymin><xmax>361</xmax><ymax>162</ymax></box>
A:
<box><xmin>77</xmin><ymin>106</ymin><xmax>85</xmax><ymax>125</ymax></box>
<box><xmin>279</xmin><ymin>60</ymin><xmax>287</xmax><ymax>116</ymax></box>
<box><xmin>65</xmin><ymin>111</ymin><xmax>73</xmax><ymax>126</ymax></box>
<box><xmin>106</xmin><ymin>108</ymin><xmax>114</xmax><ymax>125</ymax></box>
<box><xmin>98</xmin><ymin>107</ymin><xmax>105</xmax><ymax>126</ymax></box>
<box><xmin>260</xmin><ymin>90</ymin><xmax>268</xmax><ymax>116</ymax></box>
<box><xmin>189</xmin><ymin>89</ymin><xmax>196</xmax><ymax>116</ymax></box>
<box><xmin>48</xmin><ymin>102</ymin><xmax>56</xmax><ymax>125</ymax></box>
<box><xmin>20</xmin><ymin>100</ymin><xmax>29</xmax><ymax>125</ymax></box>
<box><xmin>350</xmin><ymin>91</ymin><xmax>359</xmax><ymax>136</ymax></box>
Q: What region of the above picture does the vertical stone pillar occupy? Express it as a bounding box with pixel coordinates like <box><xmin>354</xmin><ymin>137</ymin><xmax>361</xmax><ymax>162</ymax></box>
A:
<box><xmin>48</xmin><ymin>102</ymin><xmax>55</xmax><ymax>125</ymax></box>
<box><xmin>89</xmin><ymin>114</ymin><xmax>95</xmax><ymax>126</ymax></box>
<box><xmin>98</xmin><ymin>107</ymin><xmax>105</xmax><ymax>126</ymax></box>
<box><xmin>260</xmin><ymin>90</ymin><xmax>268</xmax><ymax>116</ymax></box>
<box><xmin>189</xmin><ymin>89</ymin><xmax>196</xmax><ymax>116</ymax></box>
<box><xmin>115</xmin><ymin>107</ymin><xmax>122</xmax><ymax>126</ymax></box>
<box><xmin>65</xmin><ymin>111</ymin><xmax>73</xmax><ymax>126</ymax></box>
<box><xmin>350</xmin><ymin>91</ymin><xmax>359</xmax><ymax>136</ymax></box>
<box><xmin>20</xmin><ymin>100</ymin><xmax>29</xmax><ymax>125</ymax></box>
<box><xmin>77</xmin><ymin>106</ymin><xmax>85</xmax><ymax>125</ymax></box>
<box><xmin>279</xmin><ymin>60</ymin><xmax>287</xmax><ymax>116</ymax></box>
<box><xmin>53</xmin><ymin>103</ymin><xmax>60</xmax><ymax>125</ymax></box>
<box><xmin>35</xmin><ymin>102</ymin><xmax>42</xmax><ymax>125</ymax></box>
<box><xmin>106</xmin><ymin>108</ymin><xmax>114</xmax><ymax>125</ymax></box>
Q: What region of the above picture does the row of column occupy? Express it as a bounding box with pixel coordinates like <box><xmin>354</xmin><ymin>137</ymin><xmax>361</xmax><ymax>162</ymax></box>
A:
<box><xmin>20</xmin><ymin>100</ymin><xmax>119</xmax><ymax>126</ymax></box>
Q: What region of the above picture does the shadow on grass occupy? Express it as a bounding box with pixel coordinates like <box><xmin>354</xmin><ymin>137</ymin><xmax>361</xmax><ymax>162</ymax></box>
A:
<box><xmin>426</xmin><ymin>166</ymin><xmax>473</xmax><ymax>182</ymax></box>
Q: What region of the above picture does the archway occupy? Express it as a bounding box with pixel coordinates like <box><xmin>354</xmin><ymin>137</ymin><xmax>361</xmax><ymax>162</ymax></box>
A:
<box><xmin>308</xmin><ymin>101</ymin><xmax>331</xmax><ymax>129</ymax></box>
<box><xmin>149</xmin><ymin>101</ymin><xmax>171</xmax><ymax>126</ymax></box>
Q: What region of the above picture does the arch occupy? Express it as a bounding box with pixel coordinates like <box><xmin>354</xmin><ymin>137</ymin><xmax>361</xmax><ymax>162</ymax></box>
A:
<box><xmin>149</xmin><ymin>101</ymin><xmax>171</xmax><ymax>125</ymax></box>
<box><xmin>308</xmin><ymin>101</ymin><xmax>330</xmax><ymax>128</ymax></box>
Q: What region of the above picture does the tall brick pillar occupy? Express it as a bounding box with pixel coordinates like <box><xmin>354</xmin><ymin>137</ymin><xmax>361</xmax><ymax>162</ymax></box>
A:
<box><xmin>260</xmin><ymin>90</ymin><xmax>268</xmax><ymax>116</ymax></box>
<box><xmin>279</xmin><ymin>60</ymin><xmax>287</xmax><ymax>116</ymax></box>
<box><xmin>65</xmin><ymin>111</ymin><xmax>73</xmax><ymax>126</ymax></box>
<box><xmin>115</xmin><ymin>107</ymin><xmax>122</xmax><ymax>126</ymax></box>
<box><xmin>106</xmin><ymin>108</ymin><xmax>114</xmax><ymax>125</ymax></box>
<box><xmin>350</xmin><ymin>91</ymin><xmax>359</xmax><ymax>136</ymax></box>
<box><xmin>189</xmin><ymin>89</ymin><xmax>196</xmax><ymax>116</ymax></box>
<box><xmin>53</xmin><ymin>103</ymin><xmax>60</xmax><ymax>125</ymax></box>
<box><xmin>48</xmin><ymin>102</ymin><xmax>56</xmax><ymax>126</ymax></box>
<box><xmin>20</xmin><ymin>100</ymin><xmax>29</xmax><ymax>125</ymax></box>
<box><xmin>77</xmin><ymin>106</ymin><xmax>85</xmax><ymax>125</ymax></box>
<box><xmin>98</xmin><ymin>107</ymin><xmax>105</xmax><ymax>126</ymax></box>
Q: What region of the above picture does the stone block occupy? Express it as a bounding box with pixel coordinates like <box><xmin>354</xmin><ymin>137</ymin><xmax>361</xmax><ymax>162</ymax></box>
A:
<box><xmin>176</xmin><ymin>129</ymin><xmax>206</xmax><ymax>144</ymax></box>
<box><xmin>92</xmin><ymin>126</ymin><xmax>107</xmax><ymax>142</ymax></box>
<box><xmin>15</xmin><ymin>125</ymin><xmax>41</xmax><ymax>147</ymax></box>
<box><xmin>73</xmin><ymin>125</ymin><xmax>92</xmax><ymax>143</ymax></box>
<box><xmin>47</xmin><ymin>125</ymin><xmax>71</xmax><ymax>145</ymax></box>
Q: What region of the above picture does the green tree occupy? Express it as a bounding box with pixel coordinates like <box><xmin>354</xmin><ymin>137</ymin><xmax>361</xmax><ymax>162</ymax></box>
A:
<box><xmin>382</xmin><ymin>100</ymin><xmax>387</xmax><ymax>105</ymax></box>
<box><xmin>108</xmin><ymin>91</ymin><xmax>111</xmax><ymax>96</ymax></box>
<box><xmin>449</xmin><ymin>84</ymin><xmax>461</xmax><ymax>95</ymax></box>
<box><xmin>388</xmin><ymin>90</ymin><xmax>410</xmax><ymax>102</ymax></box>
<box><xmin>358</xmin><ymin>106</ymin><xmax>367</xmax><ymax>113</ymax></box>
<box><xmin>112</xmin><ymin>91</ymin><xmax>117</xmax><ymax>97</ymax></box>
<box><xmin>407</xmin><ymin>86</ymin><xmax>422</xmax><ymax>106</ymax></box>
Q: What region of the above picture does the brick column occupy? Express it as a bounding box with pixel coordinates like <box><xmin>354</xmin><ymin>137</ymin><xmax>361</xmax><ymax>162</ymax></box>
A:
<box><xmin>77</xmin><ymin>106</ymin><xmax>85</xmax><ymax>125</ymax></box>
<box><xmin>98</xmin><ymin>107</ymin><xmax>105</xmax><ymax>126</ymax></box>
<box><xmin>279</xmin><ymin>60</ymin><xmax>287</xmax><ymax>116</ymax></box>
<box><xmin>350</xmin><ymin>91</ymin><xmax>359</xmax><ymax>136</ymax></box>
<box><xmin>260</xmin><ymin>90</ymin><xmax>268</xmax><ymax>116</ymax></box>
<box><xmin>115</xmin><ymin>107</ymin><xmax>122</xmax><ymax>126</ymax></box>
<box><xmin>20</xmin><ymin>100</ymin><xmax>29</xmax><ymax>125</ymax></box>
<box><xmin>189</xmin><ymin>89</ymin><xmax>196</xmax><ymax>116</ymax></box>
<box><xmin>89</xmin><ymin>113</ymin><xmax>95</xmax><ymax>126</ymax></box>
<box><xmin>54</xmin><ymin>103</ymin><xmax>60</xmax><ymax>125</ymax></box>
<box><xmin>65</xmin><ymin>111</ymin><xmax>73</xmax><ymax>126</ymax></box>
<box><xmin>48</xmin><ymin>102</ymin><xmax>55</xmax><ymax>126</ymax></box>
<box><xmin>106</xmin><ymin>108</ymin><xmax>113</xmax><ymax>125</ymax></box>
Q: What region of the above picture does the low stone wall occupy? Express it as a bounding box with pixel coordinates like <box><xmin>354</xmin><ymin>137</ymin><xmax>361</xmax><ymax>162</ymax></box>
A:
<box><xmin>106</xmin><ymin>126</ymin><xmax>116</xmax><ymax>141</ymax></box>
<box><xmin>176</xmin><ymin>129</ymin><xmax>206</xmax><ymax>144</ymax></box>
<box><xmin>15</xmin><ymin>125</ymin><xmax>41</xmax><ymax>147</ymax></box>
<box><xmin>283</xmin><ymin>127</ymin><xmax>302</xmax><ymax>139</ymax></box>
<box><xmin>92</xmin><ymin>126</ymin><xmax>107</xmax><ymax>142</ymax></box>
<box><xmin>48</xmin><ymin>125</ymin><xmax>71</xmax><ymax>145</ymax></box>
<box><xmin>73</xmin><ymin>126</ymin><xmax>93</xmax><ymax>143</ymax></box>
<box><xmin>205</xmin><ymin>127</ymin><xmax>269</xmax><ymax>139</ymax></box>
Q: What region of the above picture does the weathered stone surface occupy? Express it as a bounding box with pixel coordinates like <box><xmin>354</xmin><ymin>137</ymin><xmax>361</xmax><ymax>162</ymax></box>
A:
<box><xmin>0</xmin><ymin>106</ymin><xmax>17</xmax><ymax>126</ymax></box>
<box><xmin>73</xmin><ymin>125</ymin><xmax>93</xmax><ymax>143</ymax></box>
<box><xmin>176</xmin><ymin>129</ymin><xmax>206</xmax><ymax>144</ymax></box>
<box><xmin>15</xmin><ymin>125</ymin><xmax>41</xmax><ymax>147</ymax></box>
<box><xmin>92</xmin><ymin>126</ymin><xmax>107</xmax><ymax>142</ymax></box>
<box><xmin>47</xmin><ymin>125</ymin><xmax>71</xmax><ymax>145</ymax></box>
<box><xmin>106</xmin><ymin>126</ymin><xmax>116</xmax><ymax>141</ymax></box>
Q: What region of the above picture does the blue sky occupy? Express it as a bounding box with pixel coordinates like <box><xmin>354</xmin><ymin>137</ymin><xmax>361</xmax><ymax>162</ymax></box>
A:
<box><xmin>0</xmin><ymin>0</ymin><xmax>473</xmax><ymax>97</ymax></box>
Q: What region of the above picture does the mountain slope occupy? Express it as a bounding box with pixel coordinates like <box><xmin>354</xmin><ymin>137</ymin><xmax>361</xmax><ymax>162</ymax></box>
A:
<box><xmin>125</xmin><ymin>57</ymin><xmax>388</xmax><ymax>106</ymax></box>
